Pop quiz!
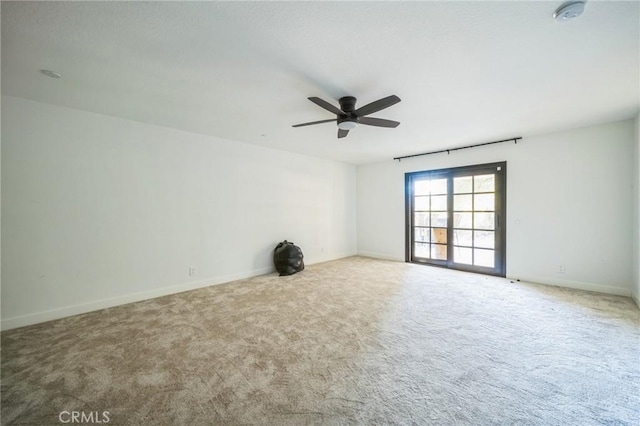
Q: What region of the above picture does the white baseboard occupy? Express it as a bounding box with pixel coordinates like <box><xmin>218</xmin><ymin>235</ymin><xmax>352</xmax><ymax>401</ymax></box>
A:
<box><xmin>357</xmin><ymin>251</ymin><xmax>404</xmax><ymax>262</ymax></box>
<box><xmin>306</xmin><ymin>250</ymin><xmax>358</xmax><ymax>265</ymax></box>
<box><xmin>5</xmin><ymin>254</ymin><xmax>632</xmax><ymax>331</ymax></box>
<box><xmin>357</xmin><ymin>255</ymin><xmax>634</xmax><ymax>299</ymax></box>
<box><xmin>0</xmin><ymin>251</ymin><xmax>359</xmax><ymax>332</ymax></box>
<box><xmin>0</xmin><ymin>266</ymin><xmax>275</xmax><ymax>331</ymax></box>
<box><xmin>509</xmin><ymin>274</ymin><xmax>632</xmax><ymax>297</ymax></box>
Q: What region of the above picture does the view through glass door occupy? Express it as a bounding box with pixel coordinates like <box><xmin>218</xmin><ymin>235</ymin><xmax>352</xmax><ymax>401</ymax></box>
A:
<box><xmin>406</xmin><ymin>162</ymin><xmax>506</xmax><ymax>276</ymax></box>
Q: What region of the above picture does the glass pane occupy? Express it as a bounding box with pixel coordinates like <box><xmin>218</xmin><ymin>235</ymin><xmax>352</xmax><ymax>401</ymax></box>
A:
<box><xmin>431</xmin><ymin>212</ymin><xmax>448</xmax><ymax>228</ymax></box>
<box><xmin>474</xmin><ymin>230</ymin><xmax>495</xmax><ymax>249</ymax></box>
<box><xmin>430</xmin><ymin>178</ymin><xmax>448</xmax><ymax>195</ymax></box>
<box><xmin>414</xmin><ymin>180</ymin><xmax>431</xmax><ymax>196</ymax></box>
<box><xmin>454</xmin><ymin>246</ymin><xmax>472</xmax><ymax>264</ymax></box>
<box><xmin>474</xmin><ymin>193</ymin><xmax>494</xmax><ymax>211</ymax></box>
<box><xmin>414</xmin><ymin>212</ymin><xmax>430</xmax><ymax>227</ymax></box>
<box><xmin>414</xmin><ymin>227</ymin><xmax>430</xmax><ymax>243</ymax></box>
<box><xmin>414</xmin><ymin>196</ymin><xmax>429</xmax><ymax>211</ymax></box>
<box><xmin>474</xmin><ymin>174</ymin><xmax>495</xmax><ymax>193</ymax></box>
<box><xmin>414</xmin><ymin>242</ymin><xmax>429</xmax><ymax>258</ymax></box>
<box><xmin>431</xmin><ymin>244</ymin><xmax>447</xmax><ymax>260</ymax></box>
<box><xmin>431</xmin><ymin>195</ymin><xmax>447</xmax><ymax>211</ymax></box>
<box><xmin>454</xmin><ymin>176</ymin><xmax>472</xmax><ymax>194</ymax></box>
<box><xmin>474</xmin><ymin>249</ymin><xmax>494</xmax><ymax>268</ymax></box>
<box><xmin>474</xmin><ymin>212</ymin><xmax>495</xmax><ymax>230</ymax></box>
<box><xmin>453</xmin><ymin>229</ymin><xmax>473</xmax><ymax>247</ymax></box>
<box><xmin>431</xmin><ymin>228</ymin><xmax>447</xmax><ymax>244</ymax></box>
<box><xmin>453</xmin><ymin>212</ymin><xmax>472</xmax><ymax>228</ymax></box>
<box><xmin>454</xmin><ymin>194</ymin><xmax>472</xmax><ymax>211</ymax></box>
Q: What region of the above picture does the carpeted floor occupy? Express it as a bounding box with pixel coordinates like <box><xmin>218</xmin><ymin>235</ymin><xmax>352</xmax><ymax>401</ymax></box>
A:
<box><xmin>2</xmin><ymin>256</ymin><xmax>639</xmax><ymax>425</ymax></box>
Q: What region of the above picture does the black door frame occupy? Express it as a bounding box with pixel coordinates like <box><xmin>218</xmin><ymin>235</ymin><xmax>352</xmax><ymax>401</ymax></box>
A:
<box><xmin>405</xmin><ymin>161</ymin><xmax>507</xmax><ymax>277</ymax></box>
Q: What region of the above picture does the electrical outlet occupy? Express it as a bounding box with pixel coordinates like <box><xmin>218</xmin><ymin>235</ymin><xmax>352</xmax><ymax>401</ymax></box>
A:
<box><xmin>188</xmin><ymin>267</ymin><xmax>196</xmax><ymax>277</ymax></box>
<box><xmin>557</xmin><ymin>265</ymin><xmax>565</xmax><ymax>274</ymax></box>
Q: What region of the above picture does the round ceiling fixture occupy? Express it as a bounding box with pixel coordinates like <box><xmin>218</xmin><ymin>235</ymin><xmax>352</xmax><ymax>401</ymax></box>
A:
<box><xmin>553</xmin><ymin>1</ymin><xmax>586</xmax><ymax>22</ymax></box>
<box><xmin>40</xmin><ymin>69</ymin><xmax>62</xmax><ymax>79</ymax></box>
<box><xmin>337</xmin><ymin>120</ymin><xmax>358</xmax><ymax>131</ymax></box>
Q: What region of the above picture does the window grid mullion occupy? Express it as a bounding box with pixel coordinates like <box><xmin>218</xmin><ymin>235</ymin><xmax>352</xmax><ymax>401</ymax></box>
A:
<box><xmin>471</xmin><ymin>175</ymin><xmax>475</xmax><ymax>266</ymax></box>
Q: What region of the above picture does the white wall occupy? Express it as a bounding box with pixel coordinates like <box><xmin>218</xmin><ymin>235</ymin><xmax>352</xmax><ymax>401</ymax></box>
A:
<box><xmin>633</xmin><ymin>113</ymin><xmax>640</xmax><ymax>306</ymax></box>
<box><xmin>1</xmin><ymin>96</ymin><xmax>357</xmax><ymax>330</ymax></box>
<box><xmin>358</xmin><ymin>120</ymin><xmax>635</xmax><ymax>297</ymax></box>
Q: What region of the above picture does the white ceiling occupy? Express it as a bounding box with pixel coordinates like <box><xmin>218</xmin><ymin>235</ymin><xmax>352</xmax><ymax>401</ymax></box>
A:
<box><xmin>2</xmin><ymin>1</ymin><xmax>639</xmax><ymax>165</ymax></box>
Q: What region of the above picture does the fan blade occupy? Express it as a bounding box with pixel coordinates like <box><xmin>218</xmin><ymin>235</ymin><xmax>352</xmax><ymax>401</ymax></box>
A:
<box><xmin>358</xmin><ymin>117</ymin><xmax>400</xmax><ymax>128</ymax></box>
<box><xmin>292</xmin><ymin>118</ymin><xmax>337</xmax><ymax>128</ymax></box>
<box><xmin>308</xmin><ymin>97</ymin><xmax>345</xmax><ymax>116</ymax></box>
<box><xmin>338</xmin><ymin>129</ymin><xmax>349</xmax><ymax>138</ymax></box>
<box><xmin>354</xmin><ymin>95</ymin><xmax>401</xmax><ymax>117</ymax></box>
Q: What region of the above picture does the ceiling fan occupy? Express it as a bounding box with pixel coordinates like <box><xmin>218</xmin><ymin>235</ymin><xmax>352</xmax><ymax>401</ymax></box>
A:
<box><xmin>292</xmin><ymin>95</ymin><xmax>401</xmax><ymax>139</ymax></box>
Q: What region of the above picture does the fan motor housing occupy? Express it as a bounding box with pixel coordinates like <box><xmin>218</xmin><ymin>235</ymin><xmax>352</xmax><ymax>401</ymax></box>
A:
<box><xmin>338</xmin><ymin>96</ymin><xmax>357</xmax><ymax>114</ymax></box>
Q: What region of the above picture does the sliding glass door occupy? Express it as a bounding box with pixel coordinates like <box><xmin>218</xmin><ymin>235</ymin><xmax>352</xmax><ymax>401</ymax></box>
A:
<box><xmin>405</xmin><ymin>162</ymin><xmax>506</xmax><ymax>276</ymax></box>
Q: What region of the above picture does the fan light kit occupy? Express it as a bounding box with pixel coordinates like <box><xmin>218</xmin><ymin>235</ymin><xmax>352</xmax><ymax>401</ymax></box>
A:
<box><xmin>293</xmin><ymin>95</ymin><xmax>401</xmax><ymax>139</ymax></box>
<box><xmin>553</xmin><ymin>1</ymin><xmax>585</xmax><ymax>22</ymax></box>
<box><xmin>337</xmin><ymin>121</ymin><xmax>358</xmax><ymax>131</ymax></box>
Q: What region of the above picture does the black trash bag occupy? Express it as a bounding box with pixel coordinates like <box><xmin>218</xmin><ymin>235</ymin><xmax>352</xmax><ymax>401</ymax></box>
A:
<box><xmin>273</xmin><ymin>240</ymin><xmax>304</xmax><ymax>276</ymax></box>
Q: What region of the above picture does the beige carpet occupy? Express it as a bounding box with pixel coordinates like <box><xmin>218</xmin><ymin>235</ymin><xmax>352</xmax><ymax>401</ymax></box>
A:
<box><xmin>2</xmin><ymin>256</ymin><xmax>639</xmax><ymax>425</ymax></box>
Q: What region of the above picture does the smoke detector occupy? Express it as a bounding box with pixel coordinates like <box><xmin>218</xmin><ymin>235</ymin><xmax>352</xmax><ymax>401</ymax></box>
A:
<box><xmin>553</xmin><ymin>1</ymin><xmax>586</xmax><ymax>22</ymax></box>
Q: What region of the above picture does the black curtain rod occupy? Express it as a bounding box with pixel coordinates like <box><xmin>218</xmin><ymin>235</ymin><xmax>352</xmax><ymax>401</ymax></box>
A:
<box><xmin>393</xmin><ymin>137</ymin><xmax>522</xmax><ymax>162</ymax></box>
